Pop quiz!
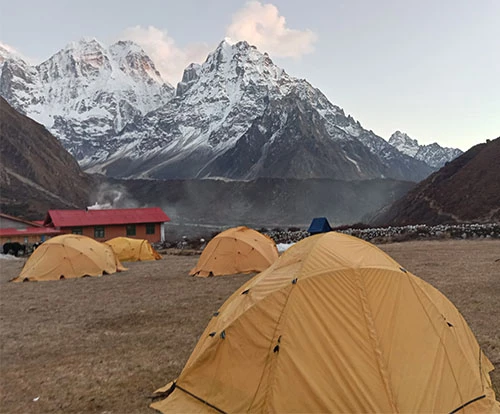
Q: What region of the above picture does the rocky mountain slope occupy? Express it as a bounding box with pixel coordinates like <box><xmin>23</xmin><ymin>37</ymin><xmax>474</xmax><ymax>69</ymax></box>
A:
<box><xmin>86</xmin><ymin>40</ymin><xmax>433</xmax><ymax>181</ymax></box>
<box><xmin>0</xmin><ymin>97</ymin><xmax>94</xmax><ymax>219</ymax></box>
<box><xmin>1</xmin><ymin>39</ymin><xmax>440</xmax><ymax>182</ymax></box>
<box><xmin>0</xmin><ymin>39</ymin><xmax>174</xmax><ymax>162</ymax></box>
<box><xmin>0</xmin><ymin>98</ymin><xmax>415</xmax><ymax>226</ymax></box>
<box><xmin>371</xmin><ymin>137</ymin><xmax>500</xmax><ymax>225</ymax></box>
<box><xmin>389</xmin><ymin>131</ymin><xmax>463</xmax><ymax>168</ymax></box>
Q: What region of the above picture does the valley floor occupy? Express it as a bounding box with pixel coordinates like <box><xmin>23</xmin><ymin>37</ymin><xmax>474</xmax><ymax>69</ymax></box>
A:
<box><xmin>0</xmin><ymin>240</ymin><xmax>499</xmax><ymax>413</ymax></box>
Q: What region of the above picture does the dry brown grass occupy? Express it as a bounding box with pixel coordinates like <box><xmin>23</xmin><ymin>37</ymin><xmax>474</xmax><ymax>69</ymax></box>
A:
<box><xmin>0</xmin><ymin>239</ymin><xmax>499</xmax><ymax>413</ymax></box>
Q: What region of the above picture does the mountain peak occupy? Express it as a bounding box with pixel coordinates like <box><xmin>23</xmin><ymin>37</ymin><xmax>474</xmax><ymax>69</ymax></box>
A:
<box><xmin>170</xmin><ymin>37</ymin><xmax>294</xmax><ymax>109</ymax></box>
<box><xmin>372</xmin><ymin>137</ymin><xmax>500</xmax><ymax>225</ymax></box>
<box><xmin>221</xmin><ymin>36</ymin><xmax>236</xmax><ymax>46</ymax></box>
<box><xmin>0</xmin><ymin>43</ymin><xmax>29</xmax><ymax>69</ymax></box>
<box><xmin>109</xmin><ymin>40</ymin><xmax>165</xmax><ymax>85</ymax></box>
<box><xmin>389</xmin><ymin>130</ymin><xmax>418</xmax><ymax>145</ymax></box>
<box><xmin>1</xmin><ymin>37</ymin><xmax>451</xmax><ymax>183</ymax></box>
<box><xmin>66</xmin><ymin>38</ymin><xmax>106</xmax><ymax>55</ymax></box>
<box><xmin>110</xmin><ymin>40</ymin><xmax>144</xmax><ymax>54</ymax></box>
<box><xmin>0</xmin><ymin>43</ymin><xmax>17</xmax><ymax>61</ymax></box>
<box><xmin>38</xmin><ymin>38</ymin><xmax>110</xmax><ymax>81</ymax></box>
<box><xmin>211</xmin><ymin>39</ymin><xmax>252</xmax><ymax>64</ymax></box>
<box><xmin>1</xmin><ymin>37</ymin><xmax>175</xmax><ymax>153</ymax></box>
<box><xmin>389</xmin><ymin>131</ymin><xmax>462</xmax><ymax>168</ymax></box>
<box><xmin>216</xmin><ymin>38</ymin><xmax>252</xmax><ymax>51</ymax></box>
<box><xmin>210</xmin><ymin>39</ymin><xmax>265</xmax><ymax>65</ymax></box>
<box><xmin>202</xmin><ymin>38</ymin><xmax>285</xmax><ymax>86</ymax></box>
<box><xmin>176</xmin><ymin>63</ymin><xmax>201</xmax><ymax>96</ymax></box>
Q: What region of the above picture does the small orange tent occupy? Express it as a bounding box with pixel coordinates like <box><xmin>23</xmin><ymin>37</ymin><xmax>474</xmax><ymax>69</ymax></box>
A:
<box><xmin>105</xmin><ymin>237</ymin><xmax>162</xmax><ymax>262</ymax></box>
<box><xmin>189</xmin><ymin>226</ymin><xmax>278</xmax><ymax>277</ymax></box>
<box><xmin>12</xmin><ymin>234</ymin><xmax>126</xmax><ymax>282</ymax></box>
<box><xmin>153</xmin><ymin>232</ymin><xmax>499</xmax><ymax>413</ymax></box>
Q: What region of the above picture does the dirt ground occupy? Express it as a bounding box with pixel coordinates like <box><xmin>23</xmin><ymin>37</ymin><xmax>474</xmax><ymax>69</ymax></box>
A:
<box><xmin>0</xmin><ymin>239</ymin><xmax>499</xmax><ymax>413</ymax></box>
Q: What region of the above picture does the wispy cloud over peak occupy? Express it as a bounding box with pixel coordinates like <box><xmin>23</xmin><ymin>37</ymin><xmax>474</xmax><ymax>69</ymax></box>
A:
<box><xmin>226</xmin><ymin>1</ymin><xmax>318</xmax><ymax>58</ymax></box>
<box><xmin>119</xmin><ymin>2</ymin><xmax>317</xmax><ymax>84</ymax></box>
<box><xmin>119</xmin><ymin>26</ymin><xmax>211</xmax><ymax>84</ymax></box>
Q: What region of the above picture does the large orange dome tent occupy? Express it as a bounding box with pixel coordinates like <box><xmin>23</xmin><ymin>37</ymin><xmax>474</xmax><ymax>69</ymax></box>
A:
<box><xmin>189</xmin><ymin>226</ymin><xmax>278</xmax><ymax>277</ymax></box>
<box><xmin>152</xmin><ymin>232</ymin><xmax>499</xmax><ymax>413</ymax></box>
<box><xmin>105</xmin><ymin>237</ymin><xmax>162</xmax><ymax>262</ymax></box>
<box><xmin>12</xmin><ymin>234</ymin><xmax>126</xmax><ymax>282</ymax></box>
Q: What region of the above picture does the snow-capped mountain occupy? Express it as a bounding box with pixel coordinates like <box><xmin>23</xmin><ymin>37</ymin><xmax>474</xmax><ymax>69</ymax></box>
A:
<box><xmin>0</xmin><ymin>39</ymin><xmax>174</xmax><ymax>160</ymax></box>
<box><xmin>83</xmin><ymin>40</ymin><xmax>432</xmax><ymax>181</ymax></box>
<box><xmin>388</xmin><ymin>131</ymin><xmax>463</xmax><ymax>168</ymax></box>
<box><xmin>1</xmin><ymin>39</ymin><xmax>434</xmax><ymax>182</ymax></box>
<box><xmin>373</xmin><ymin>137</ymin><xmax>500</xmax><ymax>225</ymax></box>
<box><xmin>0</xmin><ymin>45</ymin><xmax>43</xmax><ymax>115</ymax></box>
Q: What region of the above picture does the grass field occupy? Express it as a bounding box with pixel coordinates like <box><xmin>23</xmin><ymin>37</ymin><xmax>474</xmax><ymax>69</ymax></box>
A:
<box><xmin>0</xmin><ymin>239</ymin><xmax>499</xmax><ymax>413</ymax></box>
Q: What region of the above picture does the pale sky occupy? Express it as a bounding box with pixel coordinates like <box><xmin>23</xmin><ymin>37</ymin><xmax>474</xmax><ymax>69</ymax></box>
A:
<box><xmin>1</xmin><ymin>0</ymin><xmax>499</xmax><ymax>151</ymax></box>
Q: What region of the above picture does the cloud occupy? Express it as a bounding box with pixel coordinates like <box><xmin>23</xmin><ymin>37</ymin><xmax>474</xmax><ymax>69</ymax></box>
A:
<box><xmin>0</xmin><ymin>41</ymin><xmax>32</xmax><ymax>63</ymax></box>
<box><xmin>226</xmin><ymin>1</ymin><xmax>317</xmax><ymax>58</ymax></box>
<box><xmin>0</xmin><ymin>41</ymin><xmax>18</xmax><ymax>55</ymax></box>
<box><xmin>119</xmin><ymin>2</ymin><xmax>317</xmax><ymax>84</ymax></box>
<box><xmin>120</xmin><ymin>26</ymin><xmax>211</xmax><ymax>84</ymax></box>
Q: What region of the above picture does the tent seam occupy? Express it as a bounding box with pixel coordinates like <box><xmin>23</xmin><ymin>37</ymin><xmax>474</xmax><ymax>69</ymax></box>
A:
<box><xmin>247</xmin><ymin>284</ymin><xmax>295</xmax><ymax>412</ymax></box>
<box><xmin>406</xmin><ymin>275</ymin><xmax>467</xmax><ymax>408</ymax></box>
<box><xmin>354</xmin><ymin>268</ymin><xmax>399</xmax><ymax>413</ymax></box>
<box><xmin>408</xmin><ymin>275</ymin><xmax>486</xmax><ymax>392</ymax></box>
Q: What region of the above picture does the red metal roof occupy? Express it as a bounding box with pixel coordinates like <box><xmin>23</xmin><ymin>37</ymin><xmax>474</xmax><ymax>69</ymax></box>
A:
<box><xmin>0</xmin><ymin>227</ymin><xmax>62</xmax><ymax>237</ymax></box>
<box><xmin>44</xmin><ymin>207</ymin><xmax>170</xmax><ymax>228</ymax></box>
<box><xmin>0</xmin><ymin>213</ymin><xmax>44</xmax><ymax>227</ymax></box>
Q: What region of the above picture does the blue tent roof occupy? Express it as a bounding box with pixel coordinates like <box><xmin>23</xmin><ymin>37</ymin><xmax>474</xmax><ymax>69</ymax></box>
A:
<box><xmin>307</xmin><ymin>217</ymin><xmax>332</xmax><ymax>234</ymax></box>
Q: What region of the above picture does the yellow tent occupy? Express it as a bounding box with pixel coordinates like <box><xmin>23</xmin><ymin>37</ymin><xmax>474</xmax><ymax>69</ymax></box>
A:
<box><xmin>152</xmin><ymin>232</ymin><xmax>500</xmax><ymax>414</ymax></box>
<box><xmin>12</xmin><ymin>234</ymin><xmax>126</xmax><ymax>282</ymax></box>
<box><xmin>105</xmin><ymin>237</ymin><xmax>162</xmax><ymax>262</ymax></box>
<box><xmin>189</xmin><ymin>226</ymin><xmax>278</xmax><ymax>277</ymax></box>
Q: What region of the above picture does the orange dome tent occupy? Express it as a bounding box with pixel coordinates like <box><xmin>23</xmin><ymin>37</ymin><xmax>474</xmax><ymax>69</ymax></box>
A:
<box><xmin>105</xmin><ymin>237</ymin><xmax>162</xmax><ymax>262</ymax></box>
<box><xmin>189</xmin><ymin>226</ymin><xmax>278</xmax><ymax>277</ymax></box>
<box><xmin>153</xmin><ymin>232</ymin><xmax>499</xmax><ymax>414</ymax></box>
<box><xmin>12</xmin><ymin>234</ymin><xmax>126</xmax><ymax>282</ymax></box>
